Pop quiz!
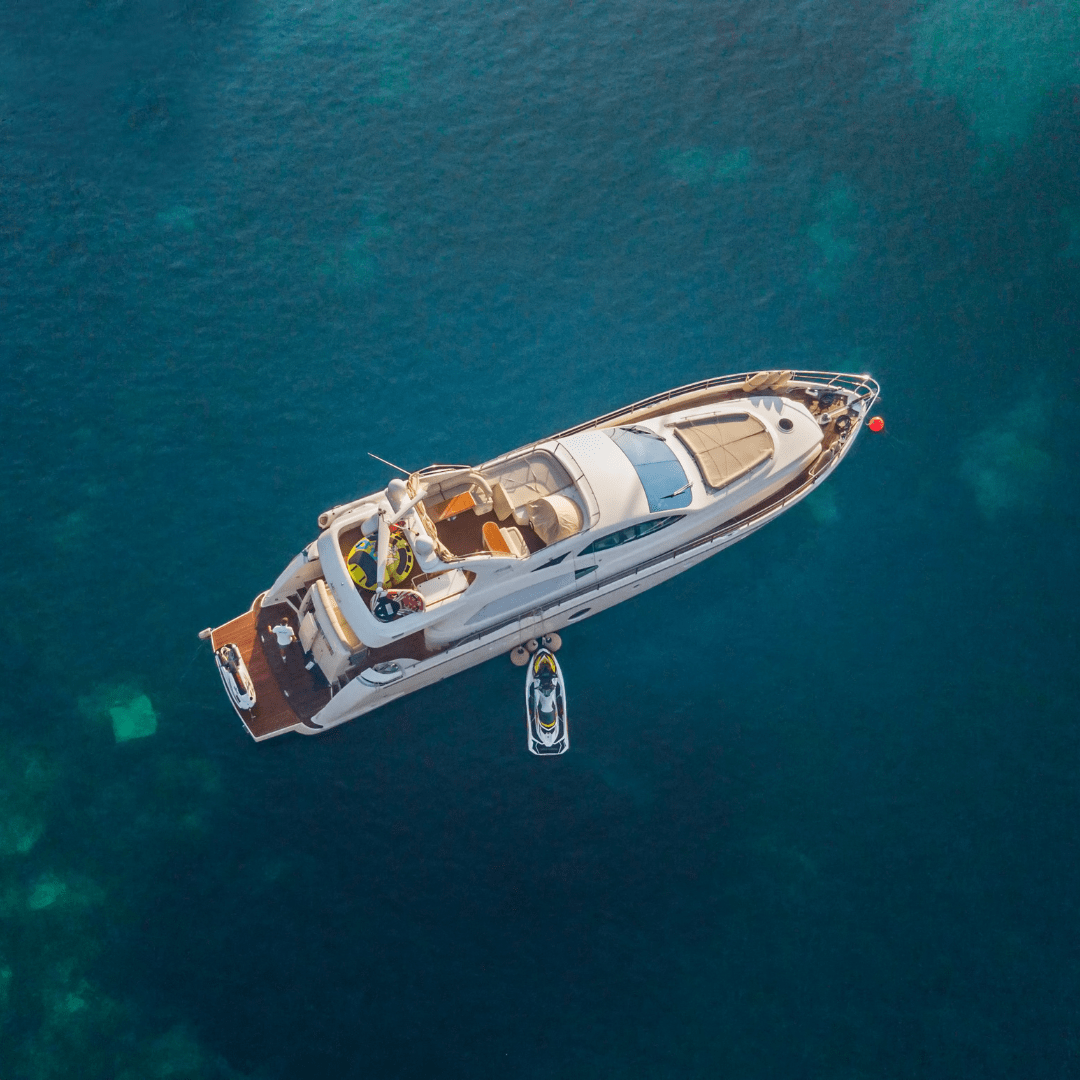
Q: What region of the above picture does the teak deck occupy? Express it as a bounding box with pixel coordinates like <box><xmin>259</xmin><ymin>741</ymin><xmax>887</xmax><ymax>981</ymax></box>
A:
<box><xmin>434</xmin><ymin>507</ymin><xmax>546</xmax><ymax>558</ymax></box>
<box><xmin>211</xmin><ymin>596</ymin><xmax>331</xmax><ymax>740</ymax></box>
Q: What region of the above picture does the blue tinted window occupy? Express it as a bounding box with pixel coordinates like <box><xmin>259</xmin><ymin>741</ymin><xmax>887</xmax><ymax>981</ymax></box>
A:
<box><xmin>578</xmin><ymin>515</ymin><xmax>682</xmax><ymax>556</ymax></box>
<box><xmin>609</xmin><ymin>427</ymin><xmax>693</xmax><ymax>511</ymax></box>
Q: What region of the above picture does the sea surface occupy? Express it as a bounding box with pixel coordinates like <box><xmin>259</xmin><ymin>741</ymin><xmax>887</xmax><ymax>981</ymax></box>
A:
<box><xmin>2</xmin><ymin>0</ymin><xmax>1078</xmax><ymax>1076</ymax></box>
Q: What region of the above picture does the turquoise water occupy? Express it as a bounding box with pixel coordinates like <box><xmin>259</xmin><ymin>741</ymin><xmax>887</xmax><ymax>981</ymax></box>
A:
<box><xmin>2</xmin><ymin>0</ymin><xmax>1078</xmax><ymax>1076</ymax></box>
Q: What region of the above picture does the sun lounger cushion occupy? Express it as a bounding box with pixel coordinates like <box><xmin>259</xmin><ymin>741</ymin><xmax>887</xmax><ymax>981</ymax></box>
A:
<box><xmin>673</xmin><ymin>413</ymin><xmax>773</xmax><ymax>490</ymax></box>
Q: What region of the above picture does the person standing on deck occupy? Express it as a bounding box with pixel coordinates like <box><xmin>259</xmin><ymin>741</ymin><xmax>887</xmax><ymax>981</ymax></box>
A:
<box><xmin>271</xmin><ymin>619</ymin><xmax>296</xmax><ymax>662</ymax></box>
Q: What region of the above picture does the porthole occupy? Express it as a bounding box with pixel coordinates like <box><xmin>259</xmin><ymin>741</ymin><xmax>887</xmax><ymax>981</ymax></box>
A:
<box><xmin>569</xmin><ymin>608</ymin><xmax>591</xmax><ymax>620</ymax></box>
<box><xmin>778</xmin><ymin>417</ymin><xmax>794</xmax><ymax>432</ymax></box>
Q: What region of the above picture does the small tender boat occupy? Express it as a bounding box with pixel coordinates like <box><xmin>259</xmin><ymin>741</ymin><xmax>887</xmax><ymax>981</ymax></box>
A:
<box><xmin>526</xmin><ymin>647</ymin><xmax>569</xmax><ymax>756</ymax></box>
<box><xmin>205</xmin><ymin>369</ymin><xmax>879</xmax><ymax>741</ymax></box>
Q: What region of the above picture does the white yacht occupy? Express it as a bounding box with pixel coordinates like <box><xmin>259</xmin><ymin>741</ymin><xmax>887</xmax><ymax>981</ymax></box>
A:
<box><xmin>207</xmin><ymin>369</ymin><xmax>880</xmax><ymax>741</ymax></box>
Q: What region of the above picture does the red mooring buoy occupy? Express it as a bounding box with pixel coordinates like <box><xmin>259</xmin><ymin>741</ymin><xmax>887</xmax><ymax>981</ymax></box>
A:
<box><xmin>868</xmin><ymin>416</ymin><xmax>885</xmax><ymax>433</ymax></box>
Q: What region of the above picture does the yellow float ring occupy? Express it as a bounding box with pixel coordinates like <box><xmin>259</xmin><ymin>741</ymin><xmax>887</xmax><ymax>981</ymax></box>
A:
<box><xmin>346</xmin><ymin>529</ymin><xmax>414</xmax><ymax>591</ymax></box>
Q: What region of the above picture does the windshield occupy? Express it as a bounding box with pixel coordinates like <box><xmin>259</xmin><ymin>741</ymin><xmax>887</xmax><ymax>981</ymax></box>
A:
<box><xmin>608</xmin><ymin>427</ymin><xmax>693</xmax><ymax>511</ymax></box>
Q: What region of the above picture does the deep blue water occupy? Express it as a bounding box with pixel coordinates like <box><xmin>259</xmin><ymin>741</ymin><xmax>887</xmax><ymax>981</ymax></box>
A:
<box><xmin>2</xmin><ymin>0</ymin><xmax>1079</xmax><ymax>1076</ymax></box>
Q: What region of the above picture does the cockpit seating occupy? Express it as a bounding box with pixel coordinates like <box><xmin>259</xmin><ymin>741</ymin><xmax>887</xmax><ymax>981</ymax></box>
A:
<box><xmin>486</xmin><ymin>451</ymin><xmax>586</xmax><ymax>542</ymax></box>
<box><xmin>431</xmin><ymin>489</ymin><xmax>477</xmax><ymax>522</ymax></box>
<box><xmin>482</xmin><ymin>521</ymin><xmax>529</xmax><ymax>558</ymax></box>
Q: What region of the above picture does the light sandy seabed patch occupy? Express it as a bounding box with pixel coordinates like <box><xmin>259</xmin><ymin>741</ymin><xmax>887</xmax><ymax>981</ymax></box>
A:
<box><xmin>804</xmin><ymin>485</ymin><xmax>840</xmax><ymax>526</ymax></box>
<box><xmin>77</xmin><ymin>682</ymin><xmax>158</xmax><ymax>742</ymax></box>
<box><xmin>0</xmin><ymin>732</ymin><xmax>242</xmax><ymax>1077</ymax></box>
<box><xmin>913</xmin><ymin>0</ymin><xmax>1080</xmax><ymax>159</ymax></box>
<box><xmin>0</xmin><ymin>753</ymin><xmax>54</xmax><ymax>856</ymax></box>
<box><xmin>959</xmin><ymin>398</ymin><xmax>1055</xmax><ymax>519</ymax></box>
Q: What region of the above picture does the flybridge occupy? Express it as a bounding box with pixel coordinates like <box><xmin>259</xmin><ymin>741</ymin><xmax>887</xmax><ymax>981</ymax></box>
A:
<box><xmin>206</xmin><ymin>370</ymin><xmax>880</xmax><ymax>741</ymax></box>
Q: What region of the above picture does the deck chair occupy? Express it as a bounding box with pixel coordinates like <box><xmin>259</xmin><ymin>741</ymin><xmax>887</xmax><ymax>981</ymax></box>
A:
<box><xmin>482</xmin><ymin>521</ymin><xmax>528</xmax><ymax>558</ymax></box>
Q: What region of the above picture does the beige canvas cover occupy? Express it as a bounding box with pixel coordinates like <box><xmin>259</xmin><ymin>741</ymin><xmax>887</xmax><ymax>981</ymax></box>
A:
<box><xmin>491</xmin><ymin>482</ymin><xmax>515</xmax><ymax>521</ymax></box>
<box><xmin>313</xmin><ymin>579</ymin><xmax>362</xmax><ymax>651</ymax></box>
<box><xmin>527</xmin><ymin>494</ymin><xmax>583</xmax><ymax>545</ymax></box>
<box><xmin>674</xmin><ymin>413</ymin><xmax>773</xmax><ymax>490</ymax></box>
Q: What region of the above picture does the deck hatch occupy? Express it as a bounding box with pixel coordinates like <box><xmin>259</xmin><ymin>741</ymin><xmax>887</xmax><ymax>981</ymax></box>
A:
<box><xmin>608</xmin><ymin>427</ymin><xmax>693</xmax><ymax>512</ymax></box>
<box><xmin>672</xmin><ymin>413</ymin><xmax>773</xmax><ymax>490</ymax></box>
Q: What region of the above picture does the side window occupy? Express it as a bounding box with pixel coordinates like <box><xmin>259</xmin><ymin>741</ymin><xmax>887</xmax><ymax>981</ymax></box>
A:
<box><xmin>578</xmin><ymin>515</ymin><xmax>682</xmax><ymax>556</ymax></box>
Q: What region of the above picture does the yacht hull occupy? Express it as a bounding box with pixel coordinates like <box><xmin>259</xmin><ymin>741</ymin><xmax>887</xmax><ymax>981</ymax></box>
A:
<box><xmin>207</xmin><ymin>370</ymin><xmax>879</xmax><ymax>740</ymax></box>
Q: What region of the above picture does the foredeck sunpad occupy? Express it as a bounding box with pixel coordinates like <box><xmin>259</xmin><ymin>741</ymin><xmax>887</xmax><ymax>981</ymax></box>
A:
<box><xmin>674</xmin><ymin>413</ymin><xmax>773</xmax><ymax>490</ymax></box>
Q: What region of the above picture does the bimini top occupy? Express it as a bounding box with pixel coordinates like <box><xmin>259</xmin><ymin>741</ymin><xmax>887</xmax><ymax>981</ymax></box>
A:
<box><xmin>672</xmin><ymin>413</ymin><xmax>773</xmax><ymax>490</ymax></box>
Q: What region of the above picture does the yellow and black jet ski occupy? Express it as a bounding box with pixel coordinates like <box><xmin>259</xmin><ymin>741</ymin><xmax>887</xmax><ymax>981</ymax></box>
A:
<box><xmin>526</xmin><ymin>647</ymin><xmax>568</xmax><ymax>756</ymax></box>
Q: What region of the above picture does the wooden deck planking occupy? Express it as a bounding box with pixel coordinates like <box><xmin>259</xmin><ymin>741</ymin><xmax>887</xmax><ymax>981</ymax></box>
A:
<box><xmin>366</xmin><ymin>627</ymin><xmax>432</xmax><ymax>666</ymax></box>
<box><xmin>435</xmin><ymin>508</ymin><xmax>545</xmax><ymax>558</ymax></box>
<box><xmin>212</xmin><ymin>598</ymin><xmax>331</xmax><ymax>740</ymax></box>
<box><xmin>211</xmin><ymin>604</ymin><xmax>305</xmax><ymax>740</ymax></box>
<box><xmin>254</xmin><ymin>601</ymin><xmax>332</xmax><ymax>722</ymax></box>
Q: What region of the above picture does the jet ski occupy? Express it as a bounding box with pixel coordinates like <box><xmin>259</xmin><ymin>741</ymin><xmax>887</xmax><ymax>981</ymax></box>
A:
<box><xmin>214</xmin><ymin>642</ymin><xmax>257</xmax><ymax>712</ymax></box>
<box><xmin>526</xmin><ymin>647</ymin><xmax>568</xmax><ymax>755</ymax></box>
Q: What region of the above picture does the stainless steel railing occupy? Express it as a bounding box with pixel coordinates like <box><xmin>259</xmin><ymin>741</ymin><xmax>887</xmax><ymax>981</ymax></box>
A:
<box><xmin>550</xmin><ymin>369</ymin><xmax>879</xmax><ymax>441</ymax></box>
